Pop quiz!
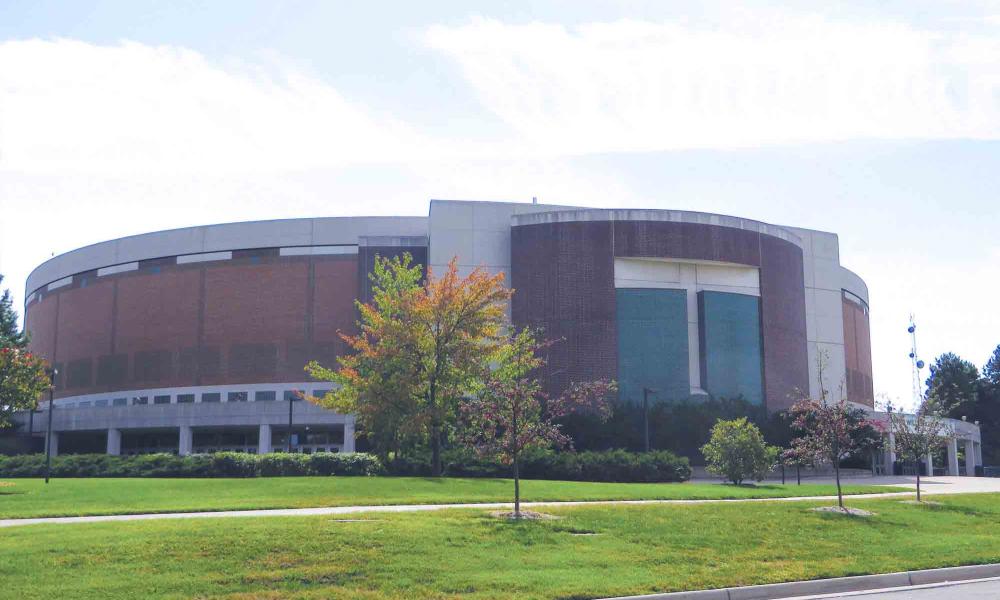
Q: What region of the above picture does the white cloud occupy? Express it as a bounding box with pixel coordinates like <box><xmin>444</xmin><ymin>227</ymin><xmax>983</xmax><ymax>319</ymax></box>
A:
<box><xmin>424</xmin><ymin>15</ymin><xmax>1000</xmax><ymax>154</ymax></box>
<box><xmin>0</xmin><ymin>39</ymin><xmax>438</xmax><ymax>174</ymax></box>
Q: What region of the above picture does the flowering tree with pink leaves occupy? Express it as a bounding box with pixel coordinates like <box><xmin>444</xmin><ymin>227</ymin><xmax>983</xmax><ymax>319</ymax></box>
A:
<box><xmin>0</xmin><ymin>347</ymin><xmax>50</xmax><ymax>429</ymax></box>
<box><xmin>787</xmin><ymin>395</ymin><xmax>885</xmax><ymax>509</ymax></box>
<box><xmin>460</xmin><ymin>328</ymin><xmax>616</xmax><ymax>518</ymax></box>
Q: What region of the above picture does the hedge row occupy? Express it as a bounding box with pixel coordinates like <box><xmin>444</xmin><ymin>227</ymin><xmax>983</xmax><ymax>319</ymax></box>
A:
<box><xmin>0</xmin><ymin>452</ymin><xmax>384</xmax><ymax>478</ymax></box>
<box><xmin>0</xmin><ymin>449</ymin><xmax>691</xmax><ymax>482</ymax></box>
<box><xmin>389</xmin><ymin>448</ymin><xmax>692</xmax><ymax>483</ymax></box>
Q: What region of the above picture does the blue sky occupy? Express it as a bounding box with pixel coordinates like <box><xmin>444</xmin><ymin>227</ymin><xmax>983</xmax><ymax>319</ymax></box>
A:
<box><xmin>1</xmin><ymin>0</ymin><xmax>998</xmax><ymax>408</ymax></box>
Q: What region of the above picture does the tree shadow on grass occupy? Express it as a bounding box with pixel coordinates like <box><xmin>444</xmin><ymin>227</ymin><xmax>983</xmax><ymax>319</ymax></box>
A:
<box><xmin>714</xmin><ymin>483</ymin><xmax>794</xmax><ymax>491</ymax></box>
<box><xmin>908</xmin><ymin>502</ymin><xmax>990</xmax><ymax>518</ymax></box>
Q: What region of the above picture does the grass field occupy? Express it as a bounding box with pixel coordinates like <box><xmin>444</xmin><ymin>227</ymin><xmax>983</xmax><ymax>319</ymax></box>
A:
<box><xmin>1</xmin><ymin>493</ymin><xmax>996</xmax><ymax>599</ymax></box>
<box><xmin>0</xmin><ymin>476</ymin><xmax>907</xmax><ymax>519</ymax></box>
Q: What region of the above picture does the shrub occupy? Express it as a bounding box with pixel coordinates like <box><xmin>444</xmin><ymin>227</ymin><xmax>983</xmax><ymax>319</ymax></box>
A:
<box><xmin>383</xmin><ymin>447</ymin><xmax>691</xmax><ymax>482</ymax></box>
<box><xmin>0</xmin><ymin>452</ymin><xmax>383</xmax><ymax>478</ymax></box>
<box><xmin>260</xmin><ymin>453</ymin><xmax>310</xmax><ymax>476</ymax></box>
<box><xmin>701</xmin><ymin>417</ymin><xmax>779</xmax><ymax>485</ymax></box>
<box><xmin>310</xmin><ymin>452</ymin><xmax>383</xmax><ymax>476</ymax></box>
<box><xmin>208</xmin><ymin>452</ymin><xmax>259</xmax><ymax>477</ymax></box>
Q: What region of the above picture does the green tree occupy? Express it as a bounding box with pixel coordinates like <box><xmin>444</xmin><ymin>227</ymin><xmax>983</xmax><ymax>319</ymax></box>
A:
<box><xmin>700</xmin><ymin>417</ymin><xmax>779</xmax><ymax>485</ymax></box>
<box><xmin>1</xmin><ymin>347</ymin><xmax>50</xmax><ymax>429</ymax></box>
<box><xmin>307</xmin><ymin>253</ymin><xmax>426</xmax><ymax>462</ymax></box>
<box><xmin>925</xmin><ymin>353</ymin><xmax>980</xmax><ymax>419</ymax></box>
<box><xmin>984</xmin><ymin>345</ymin><xmax>1000</xmax><ymax>387</ymax></box>
<box><xmin>307</xmin><ymin>254</ymin><xmax>512</xmax><ymax>476</ymax></box>
<box><xmin>0</xmin><ymin>275</ymin><xmax>28</xmax><ymax>350</ymax></box>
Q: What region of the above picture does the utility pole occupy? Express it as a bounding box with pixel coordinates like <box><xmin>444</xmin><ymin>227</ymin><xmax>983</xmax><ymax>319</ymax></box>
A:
<box><xmin>642</xmin><ymin>387</ymin><xmax>657</xmax><ymax>452</ymax></box>
<box><xmin>44</xmin><ymin>367</ymin><xmax>58</xmax><ymax>484</ymax></box>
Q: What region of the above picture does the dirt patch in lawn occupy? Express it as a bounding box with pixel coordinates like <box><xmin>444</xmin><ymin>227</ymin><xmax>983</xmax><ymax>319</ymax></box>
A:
<box><xmin>489</xmin><ymin>510</ymin><xmax>561</xmax><ymax>520</ymax></box>
<box><xmin>811</xmin><ymin>506</ymin><xmax>876</xmax><ymax>517</ymax></box>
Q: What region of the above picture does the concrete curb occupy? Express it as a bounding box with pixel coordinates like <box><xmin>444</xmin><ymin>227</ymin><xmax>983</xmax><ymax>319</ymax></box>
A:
<box><xmin>599</xmin><ymin>564</ymin><xmax>1000</xmax><ymax>600</ymax></box>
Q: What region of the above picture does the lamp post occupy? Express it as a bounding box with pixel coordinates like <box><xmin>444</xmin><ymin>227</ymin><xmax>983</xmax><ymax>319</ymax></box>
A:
<box><xmin>44</xmin><ymin>367</ymin><xmax>58</xmax><ymax>484</ymax></box>
<box><xmin>287</xmin><ymin>391</ymin><xmax>295</xmax><ymax>453</ymax></box>
<box><xmin>642</xmin><ymin>387</ymin><xmax>657</xmax><ymax>452</ymax></box>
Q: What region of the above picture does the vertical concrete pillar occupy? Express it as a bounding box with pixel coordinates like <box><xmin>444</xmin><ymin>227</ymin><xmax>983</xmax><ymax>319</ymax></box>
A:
<box><xmin>925</xmin><ymin>452</ymin><xmax>934</xmax><ymax>477</ymax></box>
<box><xmin>178</xmin><ymin>425</ymin><xmax>193</xmax><ymax>456</ymax></box>
<box><xmin>965</xmin><ymin>440</ymin><xmax>976</xmax><ymax>476</ymax></box>
<box><xmin>258</xmin><ymin>424</ymin><xmax>272</xmax><ymax>454</ymax></box>
<box><xmin>106</xmin><ymin>428</ymin><xmax>122</xmax><ymax>456</ymax></box>
<box><xmin>44</xmin><ymin>431</ymin><xmax>59</xmax><ymax>457</ymax></box>
<box><xmin>883</xmin><ymin>431</ymin><xmax>895</xmax><ymax>475</ymax></box>
<box><xmin>947</xmin><ymin>438</ymin><xmax>960</xmax><ymax>476</ymax></box>
<box><xmin>975</xmin><ymin>442</ymin><xmax>983</xmax><ymax>467</ymax></box>
<box><xmin>343</xmin><ymin>418</ymin><xmax>356</xmax><ymax>453</ymax></box>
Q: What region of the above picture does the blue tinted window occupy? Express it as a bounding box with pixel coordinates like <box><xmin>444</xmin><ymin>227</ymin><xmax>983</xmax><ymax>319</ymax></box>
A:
<box><xmin>698</xmin><ymin>291</ymin><xmax>763</xmax><ymax>405</ymax></box>
<box><xmin>616</xmin><ymin>288</ymin><xmax>690</xmax><ymax>405</ymax></box>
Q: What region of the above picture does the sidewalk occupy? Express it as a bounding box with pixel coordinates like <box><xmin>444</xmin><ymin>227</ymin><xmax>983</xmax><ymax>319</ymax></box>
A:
<box><xmin>3</xmin><ymin>475</ymin><xmax>996</xmax><ymax>529</ymax></box>
<box><xmin>0</xmin><ymin>490</ymin><xmax>914</xmax><ymax>528</ymax></box>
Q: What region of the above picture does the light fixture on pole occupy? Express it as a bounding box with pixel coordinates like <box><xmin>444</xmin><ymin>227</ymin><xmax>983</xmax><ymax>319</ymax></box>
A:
<box><xmin>642</xmin><ymin>387</ymin><xmax>657</xmax><ymax>453</ymax></box>
<box><xmin>44</xmin><ymin>367</ymin><xmax>58</xmax><ymax>484</ymax></box>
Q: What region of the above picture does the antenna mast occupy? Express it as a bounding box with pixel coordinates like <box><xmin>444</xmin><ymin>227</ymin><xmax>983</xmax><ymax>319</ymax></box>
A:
<box><xmin>907</xmin><ymin>314</ymin><xmax>925</xmax><ymax>409</ymax></box>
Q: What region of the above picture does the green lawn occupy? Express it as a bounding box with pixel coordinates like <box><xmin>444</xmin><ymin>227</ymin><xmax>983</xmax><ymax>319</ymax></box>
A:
<box><xmin>0</xmin><ymin>476</ymin><xmax>906</xmax><ymax>519</ymax></box>
<box><xmin>1</xmin><ymin>493</ymin><xmax>996</xmax><ymax>599</ymax></box>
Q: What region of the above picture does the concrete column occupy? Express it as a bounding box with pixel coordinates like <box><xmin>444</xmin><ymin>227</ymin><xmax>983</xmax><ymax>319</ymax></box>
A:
<box><xmin>258</xmin><ymin>424</ymin><xmax>272</xmax><ymax>454</ymax></box>
<box><xmin>975</xmin><ymin>442</ymin><xmax>983</xmax><ymax>467</ymax></box>
<box><xmin>925</xmin><ymin>452</ymin><xmax>934</xmax><ymax>477</ymax></box>
<box><xmin>106</xmin><ymin>428</ymin><xmax>121</xmax><ymax>456</ymax></box>
<box><xmin>947</xmin><ymin>437</ymin><xmax>960</xmax><ymax>476</ymax></box>
<box><xmin>44</xmin><ymin>431</ymin><xmax>59</xmax><ymax>457</ymax></box>
<box><xmin>178</xmin><ymin>425</ymin><xmax>193</xmax><ymax>456</ymax></box>
<box><xmin>883</xmin><ymin>431</ymin><xmax>895</xmax><ymax>475</ymax></box>
<box><xmin>965</xmin><ymin>440</ymin><xmax>976</xmax><ymax>476</ymax></box>
<box><xmin>343</xmin><ymin>418</ymin><xmax>356</xmax><ymax>453</ymax></box>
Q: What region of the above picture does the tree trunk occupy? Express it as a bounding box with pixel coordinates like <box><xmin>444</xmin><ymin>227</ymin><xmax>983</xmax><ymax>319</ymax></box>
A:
<box><xmin>431</xmin><ymin>423</ymin><xmax>442</xmax><ymax>477</ymax></box>
<box><xmin>834</xmin><ymin>460</ymin><xmax>843</xmax><ymax>509</ymax></box>
<box><xmin>916</xmin><ymin>461</ymin><xmax>922</xmax><ymax>502</ymax></box>
<box><xmin>513</xmin><ymin>456</ymin><xmax>521</xmax><ymax>518</ymax></box>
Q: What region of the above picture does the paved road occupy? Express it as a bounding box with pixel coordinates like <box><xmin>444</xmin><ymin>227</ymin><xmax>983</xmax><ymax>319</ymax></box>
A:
<box><xmin>791</xmin><ymin>577</ymin><xmax>1000</xmax><ymax>599</ymax></box>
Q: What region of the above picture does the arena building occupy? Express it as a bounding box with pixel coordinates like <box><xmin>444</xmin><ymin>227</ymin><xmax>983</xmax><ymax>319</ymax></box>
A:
<box><xmin>8</xmin><ymin>199</ymin><xmax>980</xmax><ymax>474</ymax></box>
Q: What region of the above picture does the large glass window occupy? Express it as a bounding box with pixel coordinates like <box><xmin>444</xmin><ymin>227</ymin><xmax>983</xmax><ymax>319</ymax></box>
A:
<box><xmin>615</xmin><ymin>288</ymin><xmax>690</xmax><ymax>405</ymax></box>
<box><xmin>153</xmin><ymin>395</ymin><xmax>171</xmax><ymax>404</ymax></box>
<box><xmin>201</xmin><ymin>392</ymin><xmax>221</xmax><ymax>403</ymax></box>
<box><xmin>227</xmin><ymin>391</ymin><xmax>248</xmax><ymax>402</ymax></box>
<box><xmin>697</xmin><ymin>291</ymin><xmax>763</xmax><ymax>405</ymax></box>
<box><xmin>255</xmin><ymin>391</ymin><xmax>276</xmax><ymax>402</ymax></box>
<box><xmin>177</xmin><ymin>394</ymin><xmax>195</xmax><ymax>404</ymax></box>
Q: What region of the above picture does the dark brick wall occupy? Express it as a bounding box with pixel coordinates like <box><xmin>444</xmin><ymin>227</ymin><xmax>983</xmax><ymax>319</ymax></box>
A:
<box><xmin>842</xmin><ymin>294</ymin><xmax>875</xmax><ymax>407</ymax></box>
<box><xmin>115</xmin><ymin>268</ymin><xmax>201</xmax><ymax>390</ymax></box>
<box><xmin>512</xmin><ymin>219</ymin><xmax>809</xmax><ymax>412</ymax></box>
<box><xmin>758</xmin><ymin>235</ymin><xmax>810</xmax><ymax>411</ymax></box>
<box><xmin>25</xmin><ymin>252</ymin><xmax>361</xmax><ymax>398</ymax></box>
<box><xmin>511</xmin><ymin>220</ymin><xmax>616</xmax><ymax>395</ymax></box>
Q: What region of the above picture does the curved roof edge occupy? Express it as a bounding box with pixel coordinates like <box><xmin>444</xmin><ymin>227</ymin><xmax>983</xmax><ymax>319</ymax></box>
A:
<box><xmin>26</xmin><ymin>216</ymin><xmax>428</xmax><ymax>296</ymax></box>
<box><xmin>511</xmin><ymin>208</ymin><xmax>804</xmax><ymax>247</ymax></box>
<box><xmin>840</xmin><ymin>266</ymin><xmax>870</xmax><ymax>305</ymax></box>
